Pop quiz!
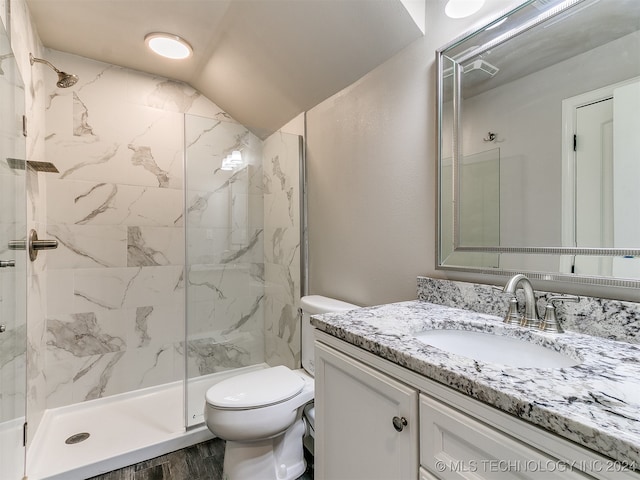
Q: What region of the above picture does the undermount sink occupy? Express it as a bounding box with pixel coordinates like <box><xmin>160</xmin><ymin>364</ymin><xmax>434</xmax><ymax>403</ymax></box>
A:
<box><xmin>415</xmin><ymin>329</ymin><xmax>581</xmax><ymax>368</ymax></box>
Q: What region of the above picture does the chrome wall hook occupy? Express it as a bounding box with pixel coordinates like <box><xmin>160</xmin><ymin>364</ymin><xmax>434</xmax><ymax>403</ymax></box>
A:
<box><xmin>483</xmin><ymin>132</ymin><xmax>497</xmax><ymax>142</ymax></box>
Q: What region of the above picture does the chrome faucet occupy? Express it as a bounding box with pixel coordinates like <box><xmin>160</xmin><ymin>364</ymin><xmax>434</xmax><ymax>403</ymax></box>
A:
<box><xmin>502</xmin><ymin>274</ymin><xmax>539</xmax><ymax>328</ymax></box>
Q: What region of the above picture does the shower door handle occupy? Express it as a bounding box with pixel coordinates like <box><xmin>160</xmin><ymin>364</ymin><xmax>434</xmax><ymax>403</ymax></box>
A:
<box><xmin>8</xmin><ymin>229</ymin><xmax>58</xmax><ymax>261</ymax></box>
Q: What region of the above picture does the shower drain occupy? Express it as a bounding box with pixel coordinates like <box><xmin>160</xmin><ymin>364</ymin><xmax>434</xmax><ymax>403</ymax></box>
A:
<box><xmin>65</xmin><ymin>432</ymin><xmax>90</xmax><ymax>445</ymax></box>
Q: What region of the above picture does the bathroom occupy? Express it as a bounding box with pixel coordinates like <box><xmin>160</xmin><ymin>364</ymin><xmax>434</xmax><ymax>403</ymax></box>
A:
<box><xmin>1</xmin><ymin>0</ymin><xmax>639</xmax><ymax>479</ymax></box>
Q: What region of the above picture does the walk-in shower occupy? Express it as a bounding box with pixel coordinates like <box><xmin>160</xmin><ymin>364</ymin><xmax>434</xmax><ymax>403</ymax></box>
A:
<box><xmin>0</xmin><ymin>46</ymin><xmax>303</xmax><ymax>479</ymax></box>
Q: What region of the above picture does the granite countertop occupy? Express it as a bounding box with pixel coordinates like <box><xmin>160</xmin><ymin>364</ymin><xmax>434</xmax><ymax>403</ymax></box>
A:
<box><xmin>311</xmin><ymin>300</ymin><xmax>640</xmax><ymax>467</ymax></box>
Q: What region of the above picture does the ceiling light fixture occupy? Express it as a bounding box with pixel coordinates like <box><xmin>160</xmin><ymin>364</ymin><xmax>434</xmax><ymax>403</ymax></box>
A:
<box><xmin>445</xmin><ymin>0</ymin><xmax>485</xmax><ymax>19</ymax></box>
<box><xmin>145</xmin><ymin>32</ymin><xmax>193</xmax><ymax>60</ymax></box>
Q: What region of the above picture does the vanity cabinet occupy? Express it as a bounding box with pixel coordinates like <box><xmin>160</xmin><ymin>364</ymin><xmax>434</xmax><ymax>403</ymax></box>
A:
<box><xmin>314</xmin><ymin>341</ymin><xmax>419</xmax><ymax>480</ymax></box>
<box><xmin>420</xmin><ymin>394</ymin><xmax>589</xmax><ymax>479</ymax></box>
<box><xmin>314</xmin><ymin>331</ymin><xmax>639</xmax><ymax>480</ymax></box>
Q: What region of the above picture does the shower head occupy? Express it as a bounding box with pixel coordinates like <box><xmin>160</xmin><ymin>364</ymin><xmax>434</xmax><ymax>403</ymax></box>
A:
<box><xmin>55</xmin><ymin>70</ymin><xmax>79</xmax><ymax>88</ymax></box>
<box><xmin>29</xmin><ymin>53</ymin><xmax>79</xmax><ymax>88</ymax></box>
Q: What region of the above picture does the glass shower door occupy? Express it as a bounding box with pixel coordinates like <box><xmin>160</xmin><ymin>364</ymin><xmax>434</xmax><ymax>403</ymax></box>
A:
<box><xmin>183</xmin><ymin>113</ymin><xmax>303</xmax><ymax>428</ymax></box>
<box><xmin>0</xmin><ymin>18</ymin><xmax>27</xmax><ymax>480</ymax></box>
<box><xmin>184</xmin><ymin>113</ymin><xmax>267</xmax><ymax>427</ymax></box>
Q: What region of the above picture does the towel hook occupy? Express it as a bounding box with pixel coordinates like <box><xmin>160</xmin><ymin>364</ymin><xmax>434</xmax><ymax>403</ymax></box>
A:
<box><xmin>483</xmin><ymin>132</ymin><xmax>497</xmax><ymax>142</ymax></box>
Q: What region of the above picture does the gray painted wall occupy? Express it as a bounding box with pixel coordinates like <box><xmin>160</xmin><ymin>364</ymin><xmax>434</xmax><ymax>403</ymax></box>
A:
<box><xmin>308</xmin><ymin>0</ymin><xmax>640</xmax><ymax>305</ymax></box>
<box><xmin>307</xmin><ymin>0</ymin><xmax>522</xmax><ymax>307</ymax></box>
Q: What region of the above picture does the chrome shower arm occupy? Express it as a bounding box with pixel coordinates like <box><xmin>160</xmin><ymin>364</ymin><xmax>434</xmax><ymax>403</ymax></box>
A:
<box><xmin>30</xmin><ymin>53</ymin><xmax>61</xmax><ymax>73</ymax></box>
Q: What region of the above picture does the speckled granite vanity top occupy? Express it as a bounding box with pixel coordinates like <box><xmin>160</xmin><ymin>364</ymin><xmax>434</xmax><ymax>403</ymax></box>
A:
<box><xmin>311</xmin><ymin>300</ymin><xmax>640</xmax><ymax>466</ymax></box>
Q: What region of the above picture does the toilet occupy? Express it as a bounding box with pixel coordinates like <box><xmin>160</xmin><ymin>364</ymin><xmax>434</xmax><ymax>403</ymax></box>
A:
<box><xmin>204</xmin><ymin>295</ymin><xmax>359</xmax><ymax>480</ymax></box>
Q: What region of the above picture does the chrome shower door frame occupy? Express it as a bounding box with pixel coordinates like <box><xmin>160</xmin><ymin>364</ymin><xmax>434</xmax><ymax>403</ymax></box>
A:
<box><xmin>0</xmin><ymin>18</ymin><xmax>28</xmax><ymax>480</ymax></box>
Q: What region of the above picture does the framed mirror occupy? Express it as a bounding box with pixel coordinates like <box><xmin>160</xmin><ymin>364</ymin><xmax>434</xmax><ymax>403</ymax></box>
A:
<box><xmin>437</xmin><ymin>0</ymin><xmax>640</xmax><ymax>286</ymax></box>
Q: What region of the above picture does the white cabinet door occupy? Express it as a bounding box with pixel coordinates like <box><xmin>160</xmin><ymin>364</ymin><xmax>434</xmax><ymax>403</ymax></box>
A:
<box><xmin>315</xmin><ymin>341</ymin><xmax>419</xmax><ymax>480</ymax></box>
<box><xmin>420</xmin><ymin>393</ymin><xmax>591</xmax><ymax>480</ymax></box>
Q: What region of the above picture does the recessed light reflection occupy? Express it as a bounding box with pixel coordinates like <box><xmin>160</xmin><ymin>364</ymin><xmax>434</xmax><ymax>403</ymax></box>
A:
<box><xmin>486</xmin><ymin>17</ymin><xmax>509</xmax><ymax>30</ymax></box>
<box><xmin>445</xmin><ymin>0</ymin><xmax>485</xmax><ymax>19</ymax></box>
<box><xmin>145</xmin><ymin>33</ymin><xmax>193</xmax><ymax>60</ymax></box>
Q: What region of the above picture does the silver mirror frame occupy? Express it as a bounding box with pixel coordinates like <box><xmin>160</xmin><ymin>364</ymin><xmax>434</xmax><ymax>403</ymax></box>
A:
<box><xmin>435</xmin><ymin>0</ymin><xmax>640</xmax><ymax>289</ymax></box>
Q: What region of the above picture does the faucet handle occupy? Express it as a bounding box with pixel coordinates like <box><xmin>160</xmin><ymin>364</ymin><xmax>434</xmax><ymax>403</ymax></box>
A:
<box><xmin>492</xmin><ymin>286</ymin><xmax>523</xmax><ymax>325</ymax></box>
<box><xmin>539</xmin><ymin>295</ymin><xmax>580</xmax><ymax>333</ymax></box>
<box><xmin>503</xmin><ymin>295</ymin><xmax>523</xmax><ymax>326</ymax></box>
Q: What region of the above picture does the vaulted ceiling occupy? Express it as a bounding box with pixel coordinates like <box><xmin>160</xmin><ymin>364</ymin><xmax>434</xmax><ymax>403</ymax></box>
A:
<box><xmin>27</xmin><ymin>0</ymin><xmax>424</xmax><ymax>136</ymax></box>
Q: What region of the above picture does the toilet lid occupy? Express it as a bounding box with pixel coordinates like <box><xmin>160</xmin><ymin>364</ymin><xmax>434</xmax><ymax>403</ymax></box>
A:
<box><xmin>206</xmin><ymin>366</ymin><xmax>304</xmax><ymax>409</ymax></box>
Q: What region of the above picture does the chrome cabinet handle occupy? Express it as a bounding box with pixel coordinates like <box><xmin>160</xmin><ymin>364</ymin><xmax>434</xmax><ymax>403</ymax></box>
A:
<box><xmin>0</xmin><ymin>260</ymin><xmax>15</xmax><ymax>268</ymax></box>
<box><xmin>0</xmin><ymin>325</ymin><xmax>6</xmax><ymax>333</ymax></box>
<box><xmin>8</xmin><ymin>229</ymin><xmax>58</xmax><ymax>261</ymax></box>
<box><xmin>392</xmin><ymin>416</ymin><xmax>408</xmax><ymax>432</ymax></box>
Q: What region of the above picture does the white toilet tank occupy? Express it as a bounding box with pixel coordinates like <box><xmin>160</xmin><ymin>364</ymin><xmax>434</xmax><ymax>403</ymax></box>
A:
<box><xmin>300</xmin><ymin>295</ymin><xmax>358</xmax><ymax>376</ymax></box>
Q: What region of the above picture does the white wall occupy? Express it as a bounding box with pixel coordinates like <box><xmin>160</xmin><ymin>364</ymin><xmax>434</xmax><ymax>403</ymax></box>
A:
<box><xmin>307</xmin><ymin>0</ymin><xmax>522</xmax><ymax>307</ymax></box>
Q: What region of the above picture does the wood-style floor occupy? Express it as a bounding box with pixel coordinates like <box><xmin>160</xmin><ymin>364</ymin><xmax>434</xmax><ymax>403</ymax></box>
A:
<box><xmin>88</xmin><ymin>438</ymin><xmax>314</xmax><ymax>480</ymax></box>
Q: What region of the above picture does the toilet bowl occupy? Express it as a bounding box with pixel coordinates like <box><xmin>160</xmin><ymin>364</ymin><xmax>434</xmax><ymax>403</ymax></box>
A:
<box><xmin>204</xmin><ymin>295</ymin><xmax>358</xmax><ymax>480</ymax></box>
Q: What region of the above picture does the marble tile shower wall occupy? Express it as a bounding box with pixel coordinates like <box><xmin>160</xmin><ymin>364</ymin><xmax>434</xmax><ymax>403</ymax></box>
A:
<box><xmin>263</xmin><ymin>132</ymin><xmax>301</xmax><ymax>369</ymax></box>
<box><xmin>417</xmin><ymin>276</ymin><xmax>640</xmax><ymax>344</ymax></box>
<box><xmin>42</xmin><ymin>50</ymin><xmax>229</xmax><ymax>408</ymax></box>
<box><xmin>185</xmin><ymin>114</ymin><xmax>266</xmax><ymax>379</ymax></box>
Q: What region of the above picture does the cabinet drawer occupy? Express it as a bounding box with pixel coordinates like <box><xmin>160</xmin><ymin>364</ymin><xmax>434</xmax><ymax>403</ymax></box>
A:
<box><xmin>420</xmin><ymin>393</ymin><xmax>591</xmax><ymax>479</ymax></box>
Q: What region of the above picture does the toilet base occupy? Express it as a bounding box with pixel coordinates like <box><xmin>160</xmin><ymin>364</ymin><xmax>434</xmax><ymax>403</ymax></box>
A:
<box><xmin>223</xmin><ymin>418</ymin><xmax>307</xmax><ymax>480</ymax></box>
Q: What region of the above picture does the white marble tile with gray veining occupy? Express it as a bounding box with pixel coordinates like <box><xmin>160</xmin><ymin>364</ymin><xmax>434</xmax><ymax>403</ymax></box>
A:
<box><xmin>46</xmin><ymin>84</ymin><xmax>183</xmax><ymax>190</ymax></box>
<box><xmin>187</xmin><ymin>227</ymin><xmax>262</xmax><ymax>265</ymax></box>
<box><xmin>185</xmin><ymin>120</ymin><xmax>262</xmax><ymax>194</ymax></box>
<box><xmin>46</xmin><ymin>224</ymin><xmax>127</xmax><ymax>269</ymax></box>
<box><xmin>262</xmin><ymin>131</ymin><xmax>300</xmax><ymax>368</ymax></box>
<box><xmin>47</xmin><ymin>179</ymin><xmax>184</xmax><ymax>227</ymax></box>
<box><xmin>311</xmin><ymin>300</ymin><xmax>640</xmax><ymax>466</ymax></box>
<box><xmin>45</xmin><ymin>348</ymin><xmax>126</xmax><ymax>407</ymax></box>
<box><xmin>46</xmin><ymin>312</ymin><xmax>126</xmax><ymax>357</ymax></box>
<box><xmin>127</xmin><ymin>144</ymin><xmax>171</xmax><ymax>188</ymax></box>
<box><xmin>102</xmin><ymin>342</ymin><xmax>180</xmax><ymax>395</ymax></box>
<box><xmin>264</xmin><ymin>296</ymin><xmax>300</xmax><ymax>369</ymax></box>
<box><xmin>45</xmin><ymin>308</ymin><xmax>129</xmax><ymax>407</ymax></box>
<box><xmin>0</xmin><ymin>324</ymin><xmax>26</xmax><ymax>421</ymax></box>
<box><xmin>183</xmin><ymin>330</ymin><xmax>265</xmax><ymax>377</ymax></box>
<box><xmin>187</xmin><ymin>264</ymin><xmax>263</xmax><ymax>303</ymax></box>
<box><xmin>127</xmin><ymin>226</ymin><xmax>184</xmax><ymax>267</ymax></box>
<box><xmin>46</xmin><ymin>266</ymin><xmax>184</xmax><ymax>315</ymax></box>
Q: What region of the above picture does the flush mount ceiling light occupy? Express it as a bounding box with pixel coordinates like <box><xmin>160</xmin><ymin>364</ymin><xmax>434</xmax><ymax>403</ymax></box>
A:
<box><xmin>445</xmin><ymin>0</ymin><xmax>485</xmax><ymax>18</ymax></box>
<box><xmin>145</xmin><ymin>32</ymin><xmax>193</xmax><ymax>59</ymax></box>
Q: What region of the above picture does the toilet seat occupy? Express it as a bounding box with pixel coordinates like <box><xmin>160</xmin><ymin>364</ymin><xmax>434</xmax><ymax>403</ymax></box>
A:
<box><xmin>206</xmin><ymin>365</ymin><xmax>305</xmax><ymax>410</ymax></box>
<box><xmin>205</xmin><ymin>367</ymin><xmax>314</xmax><ymax>443</ymax></box>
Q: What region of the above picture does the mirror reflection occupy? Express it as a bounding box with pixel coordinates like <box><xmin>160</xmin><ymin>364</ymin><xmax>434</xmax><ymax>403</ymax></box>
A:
<box><xmin>438</xmin><ymin>0</ymin><xmax>640</xmax><ymax>281</ymax></box>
